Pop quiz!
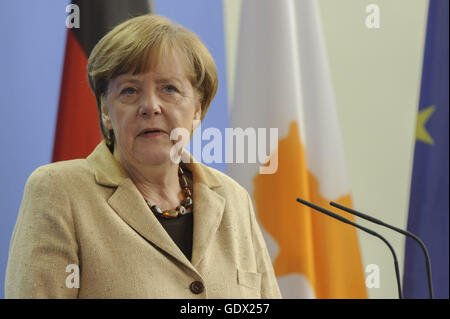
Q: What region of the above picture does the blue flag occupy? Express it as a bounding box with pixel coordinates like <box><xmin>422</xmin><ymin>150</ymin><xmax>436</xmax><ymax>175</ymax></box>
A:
<box><xmin>403</xmin><ymin>0</ymin><xmax>449</xmax><ymax>299</ymax></box>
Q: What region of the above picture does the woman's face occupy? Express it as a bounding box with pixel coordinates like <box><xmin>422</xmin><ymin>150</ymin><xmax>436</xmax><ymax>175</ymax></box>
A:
<box><xmin>102</xmin><ymin>51</ymin><xmax>201</xmax><ymax>168</ymax></box>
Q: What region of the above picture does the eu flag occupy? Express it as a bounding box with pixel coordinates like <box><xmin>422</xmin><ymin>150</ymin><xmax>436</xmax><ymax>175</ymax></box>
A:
<box><xmin>403</xmin><ymin>0</ymin><xmax>449</xmax><ymax>299</ymax></box>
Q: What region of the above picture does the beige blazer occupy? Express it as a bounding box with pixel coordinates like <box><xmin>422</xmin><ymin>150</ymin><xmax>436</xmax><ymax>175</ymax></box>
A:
<box><xmin>5</xmin><ymin>141</ymin><xmax>281</xmax><ymax>298</ymax></box>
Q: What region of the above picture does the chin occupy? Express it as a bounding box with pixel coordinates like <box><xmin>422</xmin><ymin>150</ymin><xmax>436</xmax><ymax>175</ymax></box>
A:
<box><xmin>136</xmin><ymin>148</ymin><xmax>173</xmax><ymax>166</ymax></box>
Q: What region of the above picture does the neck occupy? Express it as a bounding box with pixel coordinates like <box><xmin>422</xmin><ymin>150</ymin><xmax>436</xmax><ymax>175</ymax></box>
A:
<box><xmin>114</xmin><ymin>148</ymin><xmax>182</xmax><ymax>209</ymax></box>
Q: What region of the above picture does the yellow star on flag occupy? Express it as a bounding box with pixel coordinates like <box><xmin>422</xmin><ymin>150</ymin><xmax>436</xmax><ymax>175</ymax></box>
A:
<box><xmin>416</xmin><ymin>105</ymin><xmax>436</xmax><ymax>145</ymax></box>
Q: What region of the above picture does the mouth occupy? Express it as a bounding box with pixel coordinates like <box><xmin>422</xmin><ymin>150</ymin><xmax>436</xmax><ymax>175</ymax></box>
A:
<box><xmin>138</xmin><ymin>128</ymin><xmax>168</xmax><ymax>138</ymax></box>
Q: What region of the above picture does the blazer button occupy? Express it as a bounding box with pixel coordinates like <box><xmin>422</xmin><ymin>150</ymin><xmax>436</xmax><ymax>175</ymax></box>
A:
<box><xmin>190</xmin><ymin>281</ymin><xmax>204</xmax><ymax>294</ymax></box>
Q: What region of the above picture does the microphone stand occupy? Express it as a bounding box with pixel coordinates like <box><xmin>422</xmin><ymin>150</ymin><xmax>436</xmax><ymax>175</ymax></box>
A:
<box><xmin>296</xmin><ymin>197</ymin><xmax>403</xmax><ymax>299</ymax></box>
<box><xmin>329</xmin><ymin>201</ymin><xmax>433</xmax><ymax>299</ymax></box>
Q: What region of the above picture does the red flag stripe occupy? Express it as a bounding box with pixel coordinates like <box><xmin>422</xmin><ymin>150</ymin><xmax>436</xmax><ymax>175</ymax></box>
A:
<box><xmin>52</xmin><ymin>30</ymin><xmax>101</xmax><ymax>162</ymax></box>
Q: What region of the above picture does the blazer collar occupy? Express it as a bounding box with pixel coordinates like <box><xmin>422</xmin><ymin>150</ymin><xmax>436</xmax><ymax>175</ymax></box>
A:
<box><xmin>86</xmin><ymin>141</ymin><xmax>225</xmax><ymax>270</ymax></box>
<box><xmin>86</xmin><ymin>141</ymin><xmax>128</xmax><ymax>187</ymax></box>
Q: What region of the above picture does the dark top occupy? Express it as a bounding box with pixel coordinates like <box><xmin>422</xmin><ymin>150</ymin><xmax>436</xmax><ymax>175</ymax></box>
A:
<box><xmin>154</xmin><ymin>212</ymin><xmax>193</xmax><ymax>261</ymax></box>
<box><xmin>152</xmin><ymin>164</ymin><xmax>194</xmax><ymax>261</ymax></box>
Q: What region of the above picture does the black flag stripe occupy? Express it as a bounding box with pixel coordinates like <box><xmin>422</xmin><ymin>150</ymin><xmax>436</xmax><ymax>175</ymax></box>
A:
<box><xmin>72</xmin><ymin>0</ymin><xmax>153</xmax><ymax>57</ymax></box>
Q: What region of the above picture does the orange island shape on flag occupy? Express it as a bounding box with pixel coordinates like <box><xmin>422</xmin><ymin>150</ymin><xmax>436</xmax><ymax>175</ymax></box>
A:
<box><xmin>253</xmin><ymin>121</ymin><xmax>367</xmax><ymax>299</ymax></box>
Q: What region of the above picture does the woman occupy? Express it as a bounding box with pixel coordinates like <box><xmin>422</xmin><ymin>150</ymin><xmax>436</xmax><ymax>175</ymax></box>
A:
<box><xmin>5</xmin><ymin>14</ymin><xmax>281</xmax><ymax>298</ymax></box>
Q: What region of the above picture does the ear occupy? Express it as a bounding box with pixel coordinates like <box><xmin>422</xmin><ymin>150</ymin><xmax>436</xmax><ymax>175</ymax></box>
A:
<box><xmin>193</xmin><ymin>100</ymin><xmax>202</xmax><ymax>121</ymax></box>
<box><xmin>100</xmin><ymin>97</ymin><xmax>112</xmax><ymax>130</ymax></box>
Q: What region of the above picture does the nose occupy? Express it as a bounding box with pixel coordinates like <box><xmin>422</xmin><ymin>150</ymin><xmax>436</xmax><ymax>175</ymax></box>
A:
<box><xmin>139</xmin><ymin>91</ymin><xmax>162</xmax><ymax>117</ymax></box>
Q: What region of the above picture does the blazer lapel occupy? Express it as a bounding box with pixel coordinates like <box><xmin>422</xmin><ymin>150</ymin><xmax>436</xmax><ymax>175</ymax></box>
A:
<box><xmin>87</xmin><ymin>141</ymin><xmax>227</xmax><ymax>271</ymax></box>
<box><xmin>87</xmin><ymin>142</ymin><xmax>193</xmax><ymax>270</ymax></box>
<box><xmin>108</xmin><ymin>178</ymin><xmax>192</xmax><ymax>267</ymax></box>
<box><xmin>183</xmin><ymin>160</ymin><xmax>226</xmax><ymax>269</ymax></box>
<box><xmin>190</xmin><ymin>183</ymin><xmax>225</xmax><ymax>268</ymax></box>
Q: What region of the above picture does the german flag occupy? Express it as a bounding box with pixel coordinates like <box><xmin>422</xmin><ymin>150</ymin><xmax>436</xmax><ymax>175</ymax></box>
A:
<box><xmin>52</xmin><ymin>0</ymin><xmax>152</xmax><ymax>162</ymax></box>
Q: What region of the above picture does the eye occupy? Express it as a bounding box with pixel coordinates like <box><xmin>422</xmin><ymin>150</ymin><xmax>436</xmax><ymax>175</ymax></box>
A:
<box><xmin>163</xmin><ymin>85</ymin><xmax>179</xmax><ymax>94</ymax></box>
<box><xmin>120</xmin><ymin>87</ymin><xmax>138</xmax><ymax>95</ymax></box>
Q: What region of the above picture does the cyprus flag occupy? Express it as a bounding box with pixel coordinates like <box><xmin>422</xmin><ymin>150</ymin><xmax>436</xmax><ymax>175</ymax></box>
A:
<box><xmin>228</xmin><ymin>0</ymin><xmax>367</xmax><ymax>298</ymax></box>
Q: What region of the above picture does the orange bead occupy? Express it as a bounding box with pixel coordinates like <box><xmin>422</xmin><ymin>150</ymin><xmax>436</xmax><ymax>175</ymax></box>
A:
<box><xmin>162</xmin><ymin>210</ymin><xmax>178</xmax><ymax>218</ymax></box>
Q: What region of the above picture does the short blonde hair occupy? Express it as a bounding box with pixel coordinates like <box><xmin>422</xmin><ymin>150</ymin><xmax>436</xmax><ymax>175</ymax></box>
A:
<box><xmin>87</xmin><ymin>14</ymin><xmax>218</xmax><ymax>146</ymax></box>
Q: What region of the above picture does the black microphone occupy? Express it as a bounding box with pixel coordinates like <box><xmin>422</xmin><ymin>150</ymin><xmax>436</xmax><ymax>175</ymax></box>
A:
<box><xmin>296</xmin><ymin>197</ymin><xmax>403</xmax><ymax>299</ymax></box>
<box><xmin>329</xmin><ymin>201</ymin><xmax>433</xmax><ymax>299</ymax></box>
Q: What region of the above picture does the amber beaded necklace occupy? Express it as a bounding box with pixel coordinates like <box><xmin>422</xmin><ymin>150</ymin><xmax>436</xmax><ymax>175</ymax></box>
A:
<box><xmin>145</xmin><ymin>166</ymin><xmax>193</xmax><ymax>219</ymax></box>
